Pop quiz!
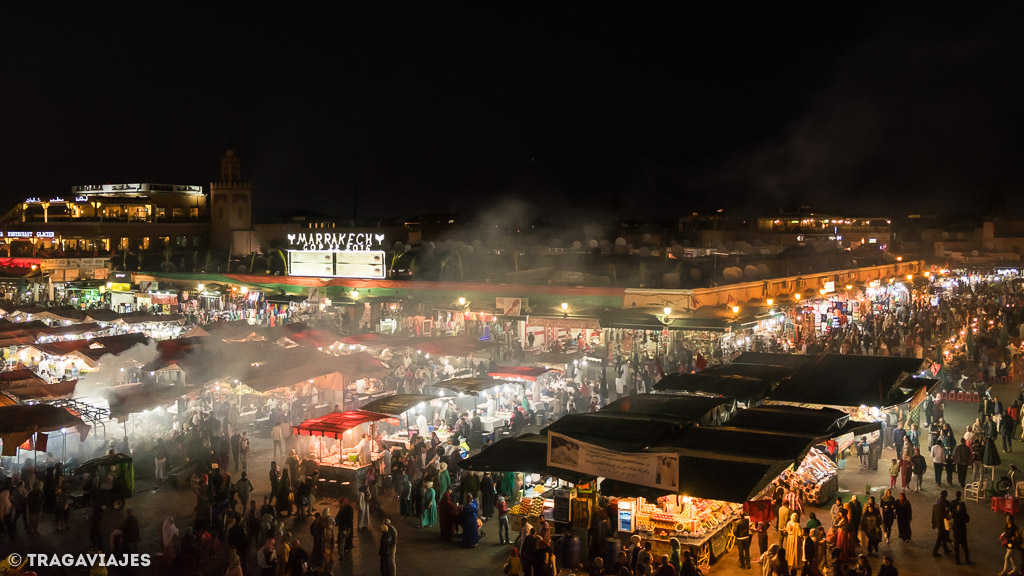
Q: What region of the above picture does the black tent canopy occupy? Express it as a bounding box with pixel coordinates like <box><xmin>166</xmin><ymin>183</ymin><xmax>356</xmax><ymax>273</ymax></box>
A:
<box><xmin>601</xmin><ymin>394</ymin><xmax>734</xmax><ymax>426</ymax></box>
<box><xmin>360</xmin><ymin>394</ymin><xmax>450</xmax><ymax>416</ymax></box>
<box><xmin>653</xmin><ymin>373</ymin><xmax>774</xmax><ymax>401</ymax></box>
<box><xmin>724</xmin><ymin>405</ymin><xmax>880</xmax><ymax>440</ymax></box>
<box><xmin>435</xmin><ymin>377</ymin><xmax>506</xmax><ymax>396</ymax></box>
<box><xmin>459</xmin><ymin>434</ymin><xmax>550</xmax><ymax>474</ymax></box>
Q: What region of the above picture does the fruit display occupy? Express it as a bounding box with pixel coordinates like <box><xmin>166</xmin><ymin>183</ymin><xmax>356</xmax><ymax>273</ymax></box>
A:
<box><xmin>509</xmin><ymin>497</ymin><xmax>546</xmax><ymax>517</ymax></box>
<box><xmin>776</xmin><ymin>447</ymin><xmax>839</xmax><ymax>504</ymax></box>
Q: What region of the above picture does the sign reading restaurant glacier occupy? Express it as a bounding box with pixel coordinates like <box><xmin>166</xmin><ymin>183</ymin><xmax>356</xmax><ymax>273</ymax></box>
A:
<box><xmin>287</xmin><ymin>232</ymin><xmax>385</xmax><ymax>252</ymax></box>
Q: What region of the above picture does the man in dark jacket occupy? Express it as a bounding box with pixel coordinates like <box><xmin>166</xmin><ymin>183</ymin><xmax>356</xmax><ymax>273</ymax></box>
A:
<box><xmin>952</xmin><ymin>438</ymin><xmax>972</xmax><ymax>488</ymax></box>
<box><xmin>951</xmin><ymin>501</ymin><xmax>971</xmax><ymax>565</ymax></box>
<box><xmin>931</xmin><ymin>490</ymin><xmax>952</xmax><ymax>556</ymax></box>
<box><xmin>892</xmin><ymin>424</ymin><xmax>907</xmax><ymax>460</ymax></box>
<box><xmin>378</xmin><ymin>520</ymin><xmax>398</xmax><ymax>576</ymax></box>
<box><xmin>335</xmin><ymin>498</ymin><xmax>355</xmax><ymax>558</ymax></box>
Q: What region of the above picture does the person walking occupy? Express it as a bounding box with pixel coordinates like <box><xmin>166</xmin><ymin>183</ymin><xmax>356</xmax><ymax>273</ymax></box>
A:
<box><xmin>930</xmin><ymin>441</ymin><xmax>945</xmax><ymax>486</ymax></box>
<box><xmin>1005</xmin><ymin>408</ymin><xmax>1017</xmax><ymax>453</ymax></box>
<box><xmin>240</xmin><ymin>432</ymin><xmax>251</xmax><ymax>472</ymax></box>
<box><xmin>379</xmin><ymin>519</ymin><xmax>398</xmax><ymax>576</ymax></box>
<box><xmin>894</xmin><ymin>492</ymin><xmax>912</xmax><ymax>543</ymax></box>
<box><xmin>735</xmin><ymin>514</ymin><xmax>752</xmax><ymax>569</ymax></box>
<box><xmin>930</xmin><ymin>490</ymin><xmax>951</xmax><ymax>557</ymax></box>
<box><xmin>971</xmin><ymin>437</ymin><xmax>985</xmax><ymax>481</ymax></box>
<box><xmin>879</xmin><ymin>489</ymin><xmax>896</xmax><ymax>544</ymax></box>
<box><xmin>861</xmin><ymin>501</ymin><xmax>882</xmax><ymax>556</ymax></box>
<box><xmin>1001</xmin><ymin>515</ymin><xmax>1021</xmax><ymax>576</ymax></box>
<box><xmin>877</xmin><ymin>556</ymin><xmax>897</xmax><ymax>576</ymax></box>
<box><xmin>887</xmin><ymin>459</ymin><xmax>899</xmax><ymax>489</ymax></box>
<box><xmin>496</xmin><ymin>495</ymin><xmax>511</xmax><ymax>544</ymax></box>
<box><xmin>950</xmin><ymin>501</ymin><xmax>970</xmax><ymax>565</ymax></box>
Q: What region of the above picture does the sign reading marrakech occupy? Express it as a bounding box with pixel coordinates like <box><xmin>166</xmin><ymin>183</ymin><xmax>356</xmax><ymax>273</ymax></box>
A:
<box><xmin>287</xmin><ymin>232</ymin><xmax>385</xmax><ymax>252</ymax></box>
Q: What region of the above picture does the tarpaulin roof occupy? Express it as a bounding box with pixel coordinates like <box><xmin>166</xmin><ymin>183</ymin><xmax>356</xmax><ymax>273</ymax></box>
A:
<box><xmin>31</xmin><ymin>333</ymin><xmax>150</xmax><ymax>362</ymax></box>
<box><xmin>360</xmin><ymin>394</ymin><xmax>449</xmax><ymax>416</ymax></box>
<box><xmin>292</xmin><ymin>410</ymin><xmax>397</xmax><ymax>438</ymax></box>
<box><xmin>601</xmin><ymin>394</ymin><xmax>735</xmax><ymax>426</ymax></box>
<box><xmin>544</xmin><ymin>412</ymin><xmax>693</xmax><ymax>450</ymax></box>
<box><xmin>700</xmin><ymin>362</ymin><xmax>797</xmax><ymax>382</ymax></box>
<box><xmin>435</xmin><ymin>377</ymin><xmax>505</xmax><ymax>395</ymax></box>
<box><xmin>337</xmin><ymin>332</ymin><xmax>405</xmax><ymax>347</ymax></box>
<box><xmin>774</xmin><ymin>360</ymin><xmax>927</xmax><ymax>407</ymax></box>
<box><xmin>598</xmin><ymin>309</ymin><xmax>666</xmax><ymax>330</ymax></box>
<box><xmin>37</xmin><ymin>322</ymin><xmax>104</xmax><ymax>336</ymax></box>
<box><xmin>0</xmin><ymin>369</ymin><xmax>49</xmax><ymax>389</ymax></box>
<box><xmin>488</xmin><ymin>366</ymin><xmax>561</xmax><ymax>381</ymax></box>
<box><xmin>653</xmin><ymin>373</ymin><xmax>775</xmax><ymax>400</ymax></box>
<box><xmin>732</xmin><ymin>352</ymin><xmax>818</xmax><ymax>370</ymax></box>
<box><xmin>3</xmin><ymin>378</ymin><xmax>77</xmax><ymax>401</ymax></box>
<box><xmin>404</xmin><ymin>334</ymin><xmax>499</xmax><ymax>357</ymax></box>
<box><xmin>0</xmin><ymin>403</ymin><xmax>86</xmax><ymax>435</ymax></box>
<box><xmin>105</xmin><ymin>384</ymin><xmax>186</xmax><ymax>419</ymax></box>
<box><xmin>652</xmin><ymin>426</ymin><xmax>815</xmax><ymax>463</ymax></box>
<box><xmin>285</xmin><ymin>329</ymin><xmax>345</xmax><ymax>349</ymax></box>
<box><xmin>600</xmin><ymin>451</ymin><xmax>794</xmax><ymax>503</ymax></box>
<box><xmin>724</xmin><ymin>405</ymin><xmax>881</xmax><ymax>440</ymax></box>
<box><xmin>458</xmin><ymin>434</ymin><xmax>551</xmax><ymax>474</ymax></box>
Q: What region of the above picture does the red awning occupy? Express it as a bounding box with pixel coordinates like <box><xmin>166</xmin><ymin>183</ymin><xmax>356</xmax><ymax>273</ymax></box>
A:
<box><xmin>292</xmin><ymin>409</ymin><xmax>398</xmax><ymax>438</ymax></box>
<box><xmin>487</xmin><ymin>366</ymin><xmax>562</xmax><ymax>382</ymax></box>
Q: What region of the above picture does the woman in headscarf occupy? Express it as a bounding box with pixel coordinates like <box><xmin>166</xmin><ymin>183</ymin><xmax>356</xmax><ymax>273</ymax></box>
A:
<box><xmin>275</xmin><ymin>469</ymin><xmax>291</xmax><ymax>516</ymax></box>
<box><xmin>783</xmin><ymin>513</ymin><xmax>801</xmax><ymax>570</ymax></box>
<box><xmin>274</xmin><ymin>531</ymin><xmax>291</xmax><ymax>576</ymax></box>
<box><xmin>770</xmin><ymin>547</ymin><xmax>790</xmax><ymax>576</ymax></box>
<box><xmin>161</xmin><ymin>516</ymin><xmax>179</xmax><ymax>561</ymax></box>
<box><xmin>420</xmin><ymin>480</ymin><xmax>438</xmax><ymax>528</ymax></box>
<box><xmin>834</xmin><ymin>509</ymin><xmax>856</xmax><ymax>562</ymax></box>
<box><xmin>438</xmin><ymin>489</ymin><xmax>459</xmax><ymax>542</ymax></box>
<box><xmin>438</xmin><ymin>462</ymin><xmax>451</xmax><ymax>498</ymax></box>
<box><xmin>894</xmin><ymin>491</ymin><xmax>912</xmax><ymax>542</ymax></box>
<box><xmin>480</xmin><ymin>472</ymin><xmax>496</xmax><ymax>520</ymax></box>
<box><xmin>878</xmin><ymin>489</ymin><xmax>896</xmax><ymax>544</ymax></box>
<box><xmin>358</xmin><ymin>485</ymin><xmax>371</xmax><ymax>530</ymax></box>
<box><xmin>225</xmin><ymin>547</ymin><xmax>243</xmax><ymax>576</ymax></box>
<box><xmin>179</xmin><ymin>527</ymin><xmax>199</xmax><ymax>574</ymax></box>
<box><xmin>759</xmin><ymin>544</ymin><xmax>779</xmax><ymax>576</ymax></box>
<box><xmin>461</xmin><ymin>494</ymin><xmax>480</xmax><ymax>547</ymax></box>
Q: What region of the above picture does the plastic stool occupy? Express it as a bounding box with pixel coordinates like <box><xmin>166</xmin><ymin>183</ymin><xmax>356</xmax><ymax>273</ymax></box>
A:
<box><xmin>957</xmin><ymin>391</ymin><xmax>965</xmax><ymax>402</ymax></box>
<box><xmin>939</xmin><ymin>391</ymin><xmax>947</xmax><ymax>401</ymax></box>
<box><xmin>1007</xmin><ymin>496</ymin><xmax>1018</xmax><ymax>515</ymax></box>
<box><xmin>1002</xmin><ymin>376</ymin><xmax>1009</xmax><ymax>383</ymax></box>
<box><xmin>993</xmin><ymin>497</ymin><xmax>1005</xmax><ymax>512</ymax></box>
<box><xmin>972</xmin><ymin>391</ymin><xmax>980</xmax><ymax>402</ymax></box>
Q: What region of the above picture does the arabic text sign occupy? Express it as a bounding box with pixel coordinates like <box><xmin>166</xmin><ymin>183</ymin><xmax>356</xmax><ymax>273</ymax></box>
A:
<box><xmin>547</xmin><ymin>431</ymin><xmax>679</xmax><ymax>491</ymax></box>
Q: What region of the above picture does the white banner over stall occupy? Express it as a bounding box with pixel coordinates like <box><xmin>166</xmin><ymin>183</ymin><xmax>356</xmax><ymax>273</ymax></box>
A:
<box><xmin>547</xmin><ymin>431</ymin><xmax>679</xmax><ymax>491</ymax></box>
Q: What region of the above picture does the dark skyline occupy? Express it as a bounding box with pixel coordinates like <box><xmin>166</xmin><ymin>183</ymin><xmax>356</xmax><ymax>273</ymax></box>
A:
<box><xmin>2</xmin><ymin>5</ymin><xmax>1022</xmax><ymax>224</ymax></box>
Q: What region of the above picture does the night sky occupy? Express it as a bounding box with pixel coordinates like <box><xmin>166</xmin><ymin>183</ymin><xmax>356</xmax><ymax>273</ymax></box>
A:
<box><xmin>2</xmin><ymin>5</ymin><xmax>1022</xmax><ymax>224</ymax></box>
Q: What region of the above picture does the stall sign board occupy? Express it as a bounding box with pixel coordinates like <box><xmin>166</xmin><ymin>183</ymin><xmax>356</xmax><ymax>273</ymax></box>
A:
<box><xmin>288</xmin><ymin>250</ymin><xmax>385</xmax><ymax>279</ymax></box>
<box><xmin>547</xmin><ymin>431</ymin><xmax>679</xmax><ymax>492</ymax></box>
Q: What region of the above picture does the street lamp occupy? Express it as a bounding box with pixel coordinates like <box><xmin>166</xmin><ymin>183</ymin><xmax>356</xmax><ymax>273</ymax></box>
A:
<box><xmin>731</xmin><ymin>305</ymin><xmax>740</xmax><ymax>314</ymax></box>
<box><xmin>766</xmin><ymin>298</ymin><xmax>774</xmax><ymax>306</ymax></box>
<box><xmin>458</xmin><ymin>297</ymin><xmax>466</xmax><ymax>306</ymax></box>
<box><xmin>351</xmin><ymin>289</ymin><xmax>359</xmax><ymax>299</ymax></box>
<box><xmin>663</xmin><ymin>306</ymin><xmax>672</xmax><ymax>316</ymax></box>
<box><xmin>819</xmin><ymin>288</ymin><xmax>827</xmax><ymax>296</ymax></box>
<box><xmin>794</xmin><ymin>293</ymin><xmax>801</xmax><ymax>301</ymax></box>
<box><xmin>906</xmin><ymin>274</ymin><xmax>913</xmax><ymax>281</ymax></box>
<box><xmin>845</xmin><ymin>284</ymin><xmax>853</xmax><ymax>290</ymax></box>
<box><xmin>197</xmin><ymin>283</ymin><xmax>205</xmax><ymax>291</ymax></box>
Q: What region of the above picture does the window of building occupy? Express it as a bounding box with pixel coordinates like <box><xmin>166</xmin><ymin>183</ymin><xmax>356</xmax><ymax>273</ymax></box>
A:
<box><xmin>139</xmin><ymin>237</ymin><xmax>150</xmax><ymax>250</ymax></box>
<box><xmin>172</xmin><ymin>208</ymin><xmax>183</xmax><ymax>218</ymax></box>
<box><xmin>118</xmin><ymin>237</ymin><xmax>130</xmax><ymax>251</ymax></box>
<box><xmin>189</xmin><ymin>207</ymin><xmax>199</xmax><ymax>219</ymax></box>
<box><xmin>134</xmin><ymin>207</ymin><xmax>147</xmax><ymax>220</ymax></box>
<box><xmin>160</xmin><ymin>236</ymin><xmax>170</xmax><ymax>246</ymax></box>
<box><xmin>154</xmin><ymin>207</ymin><xmax>166</xmax><ymax>220</ymax></box>
<box><xmin>176</xmin><ymin>236</ymin><xmax>188</xmax><ymax>247</ymax></box>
